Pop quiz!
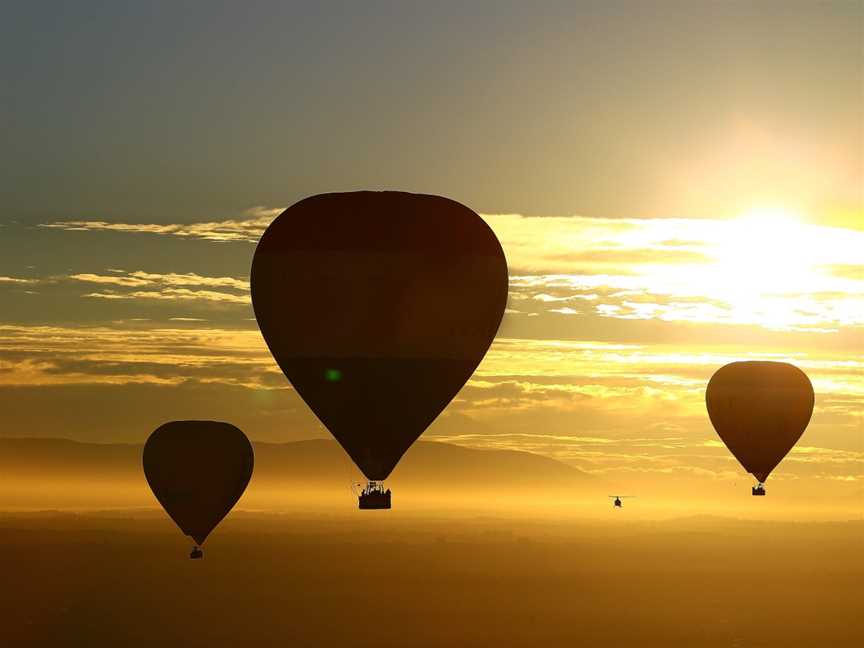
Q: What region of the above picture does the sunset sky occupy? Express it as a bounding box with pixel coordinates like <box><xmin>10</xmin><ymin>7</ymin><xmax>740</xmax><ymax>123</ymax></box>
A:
<box><xmin>1</xmin><ymin>1</ymin><xmax>861</xmax><ymax>493</ymax></box>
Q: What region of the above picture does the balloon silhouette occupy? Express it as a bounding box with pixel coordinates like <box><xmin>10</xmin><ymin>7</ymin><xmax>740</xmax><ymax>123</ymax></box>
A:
<box><xmin>143</xmin><ymin>421</ymin><xmax>254</xmax><ymax>556</ymax></box>
<box><xmin>251</xmin><ymin>192</ymin><xmax>508</xmax><ymax>506</ymax></box>
<box><xmin>706</xmin><ymin>361</ymin><xmax>814</xmax><ymax>493</ymax></box>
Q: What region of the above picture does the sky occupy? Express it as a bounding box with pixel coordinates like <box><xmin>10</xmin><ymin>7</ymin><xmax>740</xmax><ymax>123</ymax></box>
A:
<box><xmin>0</xmin><ymin>1</ymin><xmax>861</xmax><ymax>495</ymax></box>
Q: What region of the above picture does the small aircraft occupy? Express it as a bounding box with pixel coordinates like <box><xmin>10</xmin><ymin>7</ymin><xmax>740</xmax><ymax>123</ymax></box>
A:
<box><xmin>608</xmin><ymin>495</ymin><xmax>636</xmax><ymax>508</ymax></box>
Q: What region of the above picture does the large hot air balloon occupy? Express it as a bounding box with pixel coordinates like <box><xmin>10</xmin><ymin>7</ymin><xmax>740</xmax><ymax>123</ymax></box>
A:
<box><xmin>706</xmin><ymin>361</ymin><xmax>814</xmax><ymax>495</ymax></box>
<box><xmin>251</xmin><ymin>192</ymin><xmax>508</xmax><ymax>509</ymax></box>
<box><xmin>143</xmin><ymin>421</ymin><xmax>254</xmax><ymax>557</ymax></box>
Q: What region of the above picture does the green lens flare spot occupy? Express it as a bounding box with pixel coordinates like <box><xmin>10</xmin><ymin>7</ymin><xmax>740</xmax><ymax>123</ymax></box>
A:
<box><xmin>324</xmin><ymin>368</ymin><xmax>342</xmax><ymax>382</ymax></box>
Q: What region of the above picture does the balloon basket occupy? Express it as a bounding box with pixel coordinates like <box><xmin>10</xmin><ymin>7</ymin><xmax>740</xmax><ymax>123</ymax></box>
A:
<box><xmin>190</xmin><ymin>546</ymin><xmax>204</xmax><ymax>559</ymax></box>
<box><xmin>358</xmin><ymin>482</ymin><xmax>391</xmax><ymax>509</ymax></box>
<box><xmin>751</xmin><ymin>485</ymin><xmax>766</xmax><ymax>496</ymax></box>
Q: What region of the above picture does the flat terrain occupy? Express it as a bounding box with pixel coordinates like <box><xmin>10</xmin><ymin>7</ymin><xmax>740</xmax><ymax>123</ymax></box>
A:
<box><xmin>1</xmin><ymin>511</ymin><xmax>861</xmax><ymax>647</ymax></box>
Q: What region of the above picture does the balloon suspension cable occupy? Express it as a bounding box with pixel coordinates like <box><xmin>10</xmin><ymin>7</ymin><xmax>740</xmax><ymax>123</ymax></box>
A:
<box><xmin>363</xmin><ymin>480</ymin><xmax>384</xmax><ymax>495</ymax></box>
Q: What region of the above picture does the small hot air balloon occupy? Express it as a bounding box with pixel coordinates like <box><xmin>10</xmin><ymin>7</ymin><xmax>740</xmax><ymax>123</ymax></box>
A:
<box><xmin>706</xmin><ymin>361</ymin><xmax>814</xmax><ymax>495</ymax></box>
<box><xmin>143</xmin><ymin>421</ymin><xmax>254</xmax><ymax>557</ymax></box>
<box><xmin>251</xmin><ymin>191</ymin><xmax>508</xmax><ymax>509</ymax></box>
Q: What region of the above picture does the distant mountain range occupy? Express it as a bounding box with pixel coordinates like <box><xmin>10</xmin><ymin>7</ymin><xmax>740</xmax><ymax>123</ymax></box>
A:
<box><xmin>0</xmin><ymin>437</ymin><xmax>593</xmax><ymax>509</ymax></box>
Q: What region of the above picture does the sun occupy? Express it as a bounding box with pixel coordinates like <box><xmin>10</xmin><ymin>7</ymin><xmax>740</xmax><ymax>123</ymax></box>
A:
<box><xmin>737</xmin><ymin>205</ymin><xmax>801</xmax><ymax>221</ymax></box>
<box><xmin>736</xmin><ymin>205</ymin><xmax>803</xmax><ymax>231</ymax></box>
<box><xmin>702</xmin><ymin>206</ymin><xmax>824</xmax><ymax>329</ymax></box>
<box><xmin>727</xmin><ymin>206</ymin><xmax>813</xmax><ymax>276</ymax></box>
<box><xmin>635</xmin><ymin>203</ymin><xmax>862</xmax><ymax>331</ymax></box>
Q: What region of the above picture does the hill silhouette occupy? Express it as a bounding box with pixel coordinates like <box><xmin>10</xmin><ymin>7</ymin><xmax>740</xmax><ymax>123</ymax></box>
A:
<box><xmin>0</xmin><ymin>437</ymin><xmax>592</xmax><ymax>510</ymax></box>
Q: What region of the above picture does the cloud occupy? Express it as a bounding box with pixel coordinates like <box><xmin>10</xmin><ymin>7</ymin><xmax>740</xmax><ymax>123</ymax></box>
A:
<box><xmin>507</xmin><ymin>270</ymin><xmax>863</xmax><ymax>332</ymax></box>
<box><xmin>0</xmin><ymin>276</ymin><xmax>39</xmax><ymax>284</ymax></box>
<box><xmin>0</xmin><ymin>322</ymin><xmax>859</xmax><ymax>481</ymax></box>
<box><xmin>5</xmin><ymin>270</ymin><xmax>252</xmax><ymax>306</ymax></box>
<box><xmin>20</xmin><ymin>208</ymin><xmax>864</xmax><ymax>484</ymax></box>
<box><xmin>490</xmin><ymin>214</ymin><xmax>864</xmax><ymax>332</ymax></box>
<box><xmin>39</xmin><ymin>207</ymin><xmax>864</xmax><ymax>332</ymax></box>
<box><xmin>69</xmin><ymin>271</ymin><xmax>249</xmax><ymax>291</ymax></box>
<box><xmin>0</xmin><ymin>324</ymin><xmax>278</xmax><ymax>389</ymax></box>
<box><xmin>532</xmin><ymin>293</ymin><xmax>569</xmax><ymax>303</ymax></box>
<box><xmin>41</xmin><ymin>206</ymin><xmax>280</xmax><ymax>243</ymax></box>
<box><xmin>65</xmin><ymin>269</ymin><xmax>250</xmax><ymax>304</ymax></box>
<box><xmin>69</xmin><ymin>273</ymin><xmax>154</xmax><ymax>287</ymax></box>
<box><xmin>824</xmin><ymin>264</ymin><xmax>863</xmax><ymax>280</ymax></box>
<box><xmin>84</xmin><ymin>288</ymin><xmax>249</xmax><ymax>304</ymax></box>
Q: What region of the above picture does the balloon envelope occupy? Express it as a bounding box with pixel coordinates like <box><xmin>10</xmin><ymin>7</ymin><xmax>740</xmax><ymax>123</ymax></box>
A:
<box><xmin>251</xmin><ymin>192</ymin><xmax>508</xmax><ymax>480</ymax></box>
<box><xmin>706</xmin><ymin>361</ymin><xmax>814</xmax><ymax>483</ymax></box>
<box><xmin>143</xmin><ymin>421</ymin><xmax>254</xmax><ymax>545</ymax></box>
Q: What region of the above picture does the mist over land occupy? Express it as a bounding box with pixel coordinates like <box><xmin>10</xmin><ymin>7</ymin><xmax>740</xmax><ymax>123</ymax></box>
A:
<box><xmin>0</xmin><ymin>437</ymin><xmax>592</xmax><ymax>511</ymax></box>
<box><xmin>1</xmin><ymin>437</ymin><xmax>861</xmax><ymax>645</ymax></box>
<box><xmin>1</xmin><ymin>509</ymin><xmax>861</xmax><ymax>647</ymax></box>
<box><xmin>1</xmin><ymin>437</ymin><xmax>859</xmax><ymax>521</ymax></box>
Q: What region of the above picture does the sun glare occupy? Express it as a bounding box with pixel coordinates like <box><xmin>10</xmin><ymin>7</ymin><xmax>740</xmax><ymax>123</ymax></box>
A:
<box><xmin>626</xmin><ymin>205</ymin><xmax>861</xmax><ymax>331</ymax></box>
<box><xmin>705</xmin><ymin>207</ymin><xmax>820</xmax><ymax>328</ymax></box>
<box><xmin>737</xmin><ymin>205</ymin><xmax>802</xmax><ymax>226</ymax></box>
<box><xmin>717</xmin><ymin>206</ymin><xmax>811</xmax><ymax>281</ymax></box>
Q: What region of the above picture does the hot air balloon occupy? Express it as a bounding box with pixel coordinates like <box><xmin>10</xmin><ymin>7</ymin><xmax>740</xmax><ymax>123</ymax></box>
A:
<box><xmin>251</xmin><ymin>192</ymin><xmax>508</xmax><ymax>509</ymax></box>
<box><xmin>143</xmin><ymin>421</ymin><xmax>254</xmax><ymax>557</ymax></box>
<box><xmin>706</xmin><ymin>361</ymin><xmax>814</xmax><ymax>495</ymax></box>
